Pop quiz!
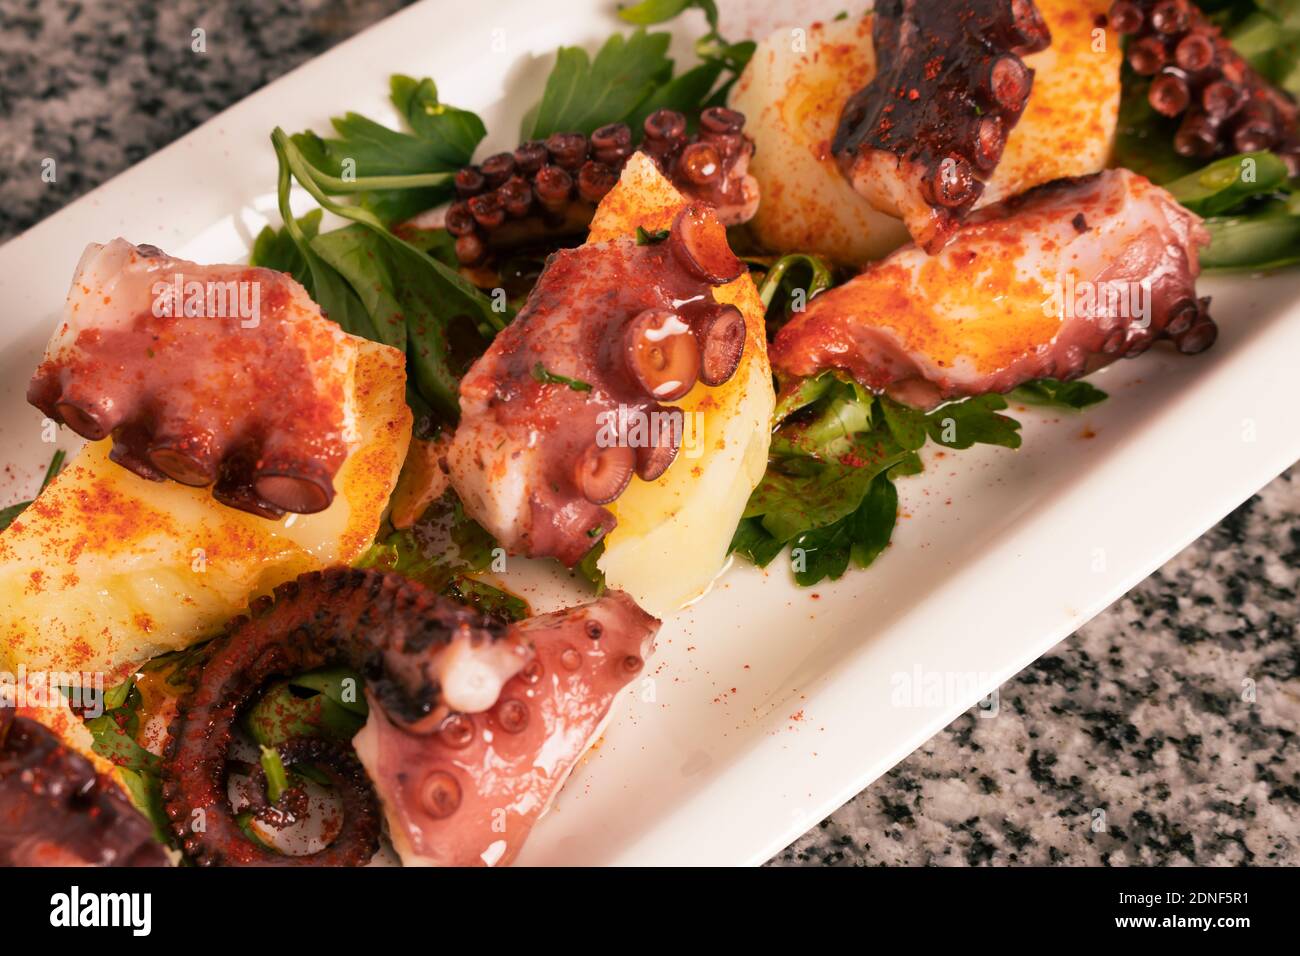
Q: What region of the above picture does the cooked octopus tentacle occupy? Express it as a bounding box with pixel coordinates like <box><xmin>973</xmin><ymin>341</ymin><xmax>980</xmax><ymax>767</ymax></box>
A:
<box><xmin>435</xmin><ymin>108</ymin><xmax>758</xmax><ymax>266</ymax></box>
<box><xmin>159</xmin><ymin>568</ymin><xmax>531</xmax><ymax>867</ymax></box>
<box><xmin>354</xmin><ymin>589</ymin><xmax>660</xmax><ymax>867</ymax></box>
<box><xmin>833</xmin><ymin>0</ymin><xmax>1052</xmax><ymax>252</ymax></box>
<box><xmin>447</xmin><ymin>201</ymin><xmax>746</xmax><ymax>565</ymax></box>
<box><xmin>772</xmin><ymin>169</ymin><xmax>1214</xmax><ymax>407</ymax></box>
<box><xmin>26</xmin><ymin>239</ymin><xmax>359</xmax><ymax>519</ymax></box>
<box><xmin>1109</xmin><ymin>0</ymin><xmax>1300</xmax><ymax>172</ymax></box>
<box><xmin>0</xmin><ymin>711</ymin><xmax>169</xmax><ymax>867</ymax></box>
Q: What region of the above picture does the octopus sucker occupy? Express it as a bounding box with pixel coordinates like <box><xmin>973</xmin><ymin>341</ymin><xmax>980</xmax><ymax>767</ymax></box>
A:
<box><xmin>26</xmin><ymin>238</ymin><xmax>359</xmax><ymax>519</ymax></box>
<box><xmin>0</xmin><ymin>710</ymin><xmax>169</xmax><ymax>867</ymax></box>
<box><xmin>832</xmin><ymin>0</ymin><xmax>1053</xmax><ymax>252</ymax></box>
<box><xmin>448</xmin><ymin>194</ymin><xmax>749</xmax><ymax>567</ymax></box>
<box><xmin>1109</xmin><ymin>0</ymin><xmax>1300</xmax><ymax>172</ymax></box>
<box><xmin>354</xmin><ymin>589</ymin><xmax>660</xmax><ymax>867</ymax></box>
<box><xmin>159</xmin><ymin>567</ymin><xmax>529</xmax><ymax>867</ymax></box>
<box><xmin>771</xmin><ymin>169</ymin><xmax>1215</xmax><ymax>405</ymax></box>
<box><xmin>426</xmin><ymin>108</ymin><xmax>759</xmax><ymax>268</ymax></box>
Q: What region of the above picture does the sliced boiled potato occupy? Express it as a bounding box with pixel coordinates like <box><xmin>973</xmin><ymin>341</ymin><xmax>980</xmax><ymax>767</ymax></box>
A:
<box><xmin>982</xmin><ymin>0</ymin><xmax>1122</xmax><ymax>205</ymax></box>
<box><xmin>0</xmin><ymin>340</ymin><xmax>412</xmax><ymax>682</ymax></box>
<box><xmin>730</xmin><ymin>14</ymin><xmax>909</xmax><ymax>266</ymax></box>
<box><xmin>731</xmin><ymin>0</ymin><xmax>1121</xmax><ymax>266</ymax></box>
<box><xmin>588</xmin><ymin>154</ymin><xmax>774</xmax><ymax>616</ymax></box>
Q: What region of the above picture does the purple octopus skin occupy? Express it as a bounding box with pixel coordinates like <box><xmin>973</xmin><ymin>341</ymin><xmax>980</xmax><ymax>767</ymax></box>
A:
<box><xmin>160</xmin><ymin>567</ymin><xmax>530</xmax><ymax>867</ymax></box>
<box><xmin>0</xmin><ymin>710</ymin><xmax>169</xmax><ymax>867</ymax></box>
<box><xmin>1108</xmin><ymin>0</ymin><xmax>1300</xmax><ymax>173</ymax></box>
<box><xmin>772</xmin><ymin>169</ymin><xmax>1215</xmax><ymax>409</ymax></box>
<box><xmin>833</xmin><ymin>0</ymin><xmax>1053</xmax><ymax>253</ymax></box>
<box><xmin>418</xmin><ymin>108</ymin><xmax>758</xmax><ymax>267</ymax></box>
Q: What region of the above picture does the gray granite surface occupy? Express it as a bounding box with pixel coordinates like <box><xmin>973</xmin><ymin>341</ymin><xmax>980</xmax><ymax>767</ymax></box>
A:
<box><xmin>1</xmin><ymin>0</ymin><xmax>1296</xmax><ymax>866</ymax></box>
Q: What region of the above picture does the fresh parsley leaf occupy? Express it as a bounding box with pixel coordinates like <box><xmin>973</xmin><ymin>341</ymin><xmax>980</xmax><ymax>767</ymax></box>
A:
<box><xmin>1201</xmin><ymin>198</ymin><xmax>1300</xmax><ymax>272</ymax></box>
<box><xmin>388</xmin><ymin>75</ymin><xmax>488</xmax><ymax>165</ymax></box>
<box><xmin>244</xmin><ymin>669</ymin><xmax>368</xmax><ymax>749</ymax></box>
<box><xmin>729</xmin><ymin>517</ymin><xmax>787</xmax><ymax>568</ymax></box>
<box><xmin>925</xmin><ymin>394</ymin><xmax>1023</xmax><ymax>450</ymax></box>
<box><xmin>745</xmin><ymin>425</ymin><xmax>911</xmax><ymax>543</ymax></box>
<box><xmin>773</xmin><ymin>370</ymin><xmax>839</xmax><ymax>423</ymax></box>
<box><xmin>880</xmin><ymin>398</ymin><xmax>928</xmax><ymax>451</ymax></box>
<box><xmin>445</xmin><ymin>576</ymin><xmax>530</xmax><ymax>622</ymax></box>
<box><xmin>287</xmin><ymin>76</ymin><xmax>483</xmax><ymax>225</ymax></box>
<box><xmin>618</xmin><ymin>0</ymin><xmax>712</xmax><ymax>27</ymax></box>
<box><xmin>532</xmin><ymin>362</ymin><xmax>593</xmax><ymax>392</ymax></box>
<box><xmin>576</xmin><ymin>541</ymin><xmax>608</xmax><ymax>594</ymax></box>
<box><xmin>83</xmin><ymin>676</ymin><xmax>171</xmax><ymax>844</ymax></box>
<box><xmin>1009</xmin><ymin>378</ymin><xmax>1109</xmax><ymax>410</ymax></box>
<box><xmin>628</xmin><ymin>58</ymin><xmax>726</xmax><ymax>131</ymax></box>
<box><xmin>735</xmin><ymin>381</ymin><xmax>1024</xmax><ymax>585</ymax></box>
<box><xmin>357</xmin><ymin>491</ymin><xmax>499</xmax><ymax>589</ymax></box>
<box><xmin>847</xmin><ymin>471</ymin><xmax>899</xmax><ymax>569</ymax></box>
<box><xmin>757</xmin><ymin>253</ymin><xmax>836</xmax><ymax>335</ymax></box>
<box><xmin>271</xmin><ymin>127</ymin><xmax>506</xmax><ymax>419</ymax></box>
<box><xmin>522</xmin><ymin>30</ymin><xmax>673</xmax><ymax>139</ymax></box>
<box><xmin>250</xmin><ymin>208</ymin><xmax>323</xmax><ymax>290</ymax></box>
<box><xmin>770</xmin><ymin>376</ymin><xmax>873</xmax><ymax>459</ymax></box>
<box><xmin>618</xmin><ymin>0</ymin><xmax>752</xmax><ymax>102</ymax></box>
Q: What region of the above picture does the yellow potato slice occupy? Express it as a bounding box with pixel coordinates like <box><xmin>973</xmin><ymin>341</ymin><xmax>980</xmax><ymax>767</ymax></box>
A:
<box><xmin>0</xmin><ymin>340</ymin><xmax>411</xmax><ymax>682</ymax></box>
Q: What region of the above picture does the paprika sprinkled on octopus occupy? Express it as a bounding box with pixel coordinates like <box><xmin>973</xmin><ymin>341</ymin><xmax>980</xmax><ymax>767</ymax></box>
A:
<box><xmin>0</xmin><ymin>710</ymin><xmax>169</xmax><ymax>867</ymax></box>
<box><xmin>447</xmin><ymin>199</ymin><xmax>750</xmax><ymax>566</ymax></box>
<box><xmin>27</xmin><ymin>239</ymin><xmax>359</xmax><ymax>519</ymax></box>
<box><xmin>833</xmin><ymin>0</ymin><xmax>1053</xmax><ymax>252</ymax></box>
<box><xmin>772</xmin><ymin>169</ymin><xmax>1215</xmax><ymax>408</ymax></box>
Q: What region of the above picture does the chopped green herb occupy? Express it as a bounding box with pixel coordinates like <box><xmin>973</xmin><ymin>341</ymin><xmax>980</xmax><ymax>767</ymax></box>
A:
<box><xmin>532</xmin><ymin>362</ymin><xmax>593</xmax><ymax>392</ymax></box>
<box><xmin>265</xmin><ymin>123</ymin><xmax>506</xmax><ymax>420</ymax></box>
<box><xmin>636</xmin><ymin>225</ymin><xmax>671</xmax><ymax>245</ymax></box>
<box><xmin>1164</xmin><ymin>151</ymin><xmax>1290</xmax><ymax>217</ymax></box>
<box><xmin>259</xmin><ymin>745</ymin><xmax>291</xmax><ymax>804</ymax></box>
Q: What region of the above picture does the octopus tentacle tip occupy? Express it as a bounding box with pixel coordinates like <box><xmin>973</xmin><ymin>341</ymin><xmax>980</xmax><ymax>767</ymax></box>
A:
<box><xmin>833</xmin><ymin>0</ymin><xmax>1054</xmax><ymax>251</ymax></box>
<box><xmin>1110</xmin><ymin>0</ymin><xmax>1299</xmax><ymax>169</ymax></box>
<box><xmin>27</xmin><ymin>239</ymin><xmax>354</xmax><ymax>519</ymax></box>
<box><xmin>157</xmin><ymin>568</ymin><xmax>519</xmax><ymax>866</ymax></box>
<box><xmin>440</xmin><ymin>108</ymin><xmax>759</xmax><ymax>270</ymax></box>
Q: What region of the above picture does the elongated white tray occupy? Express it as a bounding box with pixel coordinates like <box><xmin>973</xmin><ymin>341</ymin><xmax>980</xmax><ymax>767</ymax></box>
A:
<box><xmin>1</xmin><ymin>0</ymin><xmax>1296</xmax><ymax>865</ymax></box>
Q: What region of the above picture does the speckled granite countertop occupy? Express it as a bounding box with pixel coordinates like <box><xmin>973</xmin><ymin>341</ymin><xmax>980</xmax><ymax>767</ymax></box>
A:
<box><xmin>2</xmin><ymin>0</ymin><xmax>1296</xmax><ymax>866</ymax></box>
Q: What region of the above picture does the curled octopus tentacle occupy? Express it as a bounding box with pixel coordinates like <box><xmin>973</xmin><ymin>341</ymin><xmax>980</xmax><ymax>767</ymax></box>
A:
<box><xmin>433</xmin><ymin>107</ymin><xmax>758</xmax><ymax>267</ymax></box>
<box><xmin>0</xmin><ymin>710</ymin><xmax>169</xmax><ymax>867</ymax></box>
<box><xmin>833</xmin><ymin>0</ymin><xmax>1052</xmax><ymax>252</ymax></box>
<box><xmin>159</xmin><ymin>567</ymin><xmax>531</xmax><ymax>867</ymax></box>
<box><xmin>772</xmin><ymin>169</ymin><xmax>1216</xmax><ymax>407</ymax></box>
<box><xmin>1109</xmin><ymin>0</ymin><xmax>1300</xmax><ymax>172</ymax></box>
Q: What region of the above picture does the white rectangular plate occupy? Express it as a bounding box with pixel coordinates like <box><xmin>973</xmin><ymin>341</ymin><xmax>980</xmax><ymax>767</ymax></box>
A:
<box><xmin>1</xmin><ymin>0</ymin><xmax>1297</xmax><ymax>866</ymax></box>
